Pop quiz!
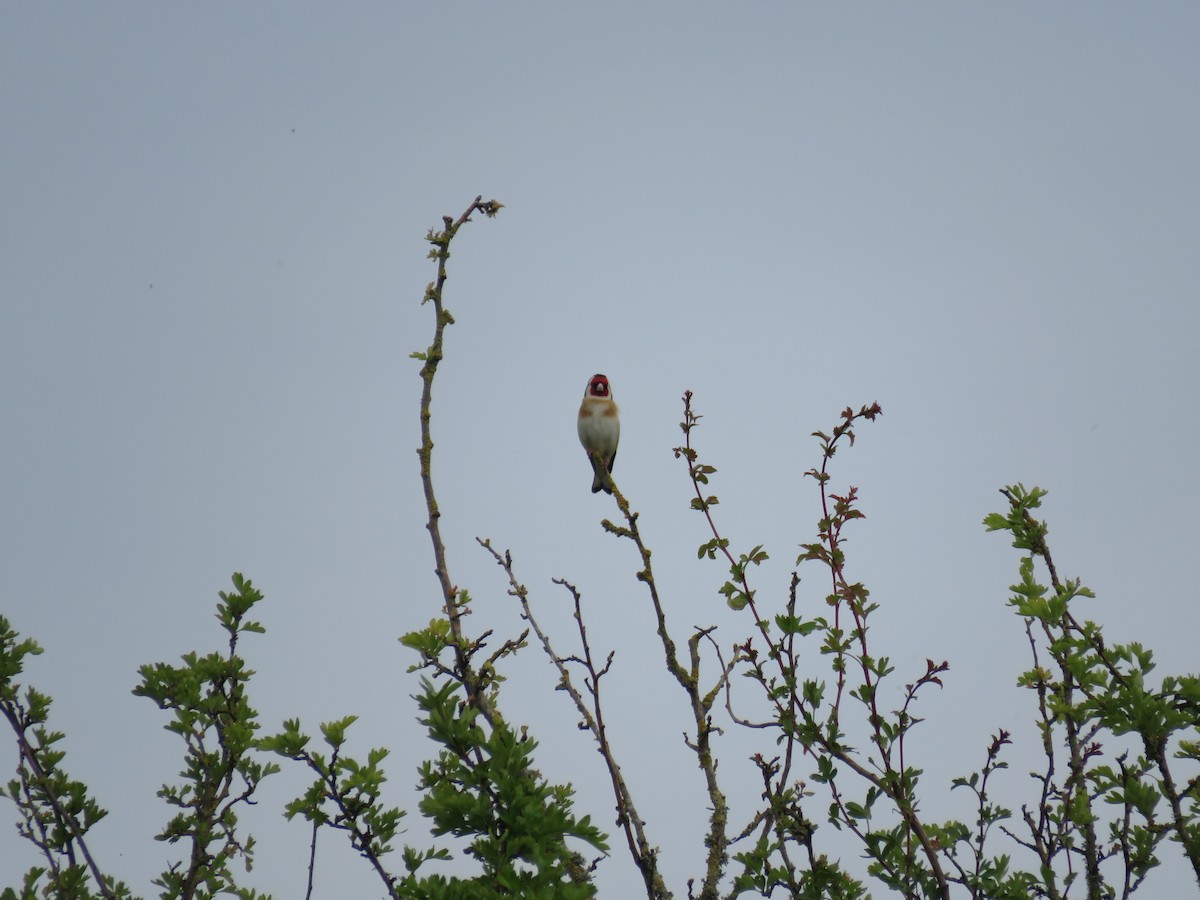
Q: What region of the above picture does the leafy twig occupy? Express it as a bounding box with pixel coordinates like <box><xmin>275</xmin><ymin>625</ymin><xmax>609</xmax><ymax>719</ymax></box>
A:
<box><xmin>0</xmin><ymin>629</ymin><xmax>126</xmax><ymax>899</ymax></box>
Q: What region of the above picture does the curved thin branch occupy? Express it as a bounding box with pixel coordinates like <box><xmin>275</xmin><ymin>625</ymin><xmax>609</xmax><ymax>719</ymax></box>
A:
<box><xmin>603</xmin><ymin>480</ymin><xmax>731</xmax><ymax>900</ymax></box>
<box><xmin>415</xmin><ymin>195</ymin><xmax>503</xmax><ymax>722</ymax></box>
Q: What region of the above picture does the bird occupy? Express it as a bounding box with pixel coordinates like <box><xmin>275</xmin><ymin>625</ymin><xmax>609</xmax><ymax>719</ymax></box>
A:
<box><xmin>577</xmin><ymin>373</ymin><xmax>620</xmax><ymax>494</ymax></box>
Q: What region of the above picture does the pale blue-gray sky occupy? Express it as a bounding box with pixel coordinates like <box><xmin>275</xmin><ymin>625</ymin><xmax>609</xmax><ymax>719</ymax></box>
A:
<box><xmin>2</xmin><ymin>4</ymin><xmax>1198</xmax><ymax>897</ymax></box>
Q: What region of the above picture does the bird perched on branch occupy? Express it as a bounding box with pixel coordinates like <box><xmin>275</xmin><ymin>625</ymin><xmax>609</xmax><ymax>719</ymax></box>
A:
<box><xmin>577</xmin><ymin>373</ymin><xmax>620</xmax><ymax>494</ymax></box>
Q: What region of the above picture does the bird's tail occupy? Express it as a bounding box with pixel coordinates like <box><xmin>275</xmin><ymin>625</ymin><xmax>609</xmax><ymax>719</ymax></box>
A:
<box><xmin>591</xmin><ymin>457</ymin><xmax>613</xmax><ymax>494</ymax></box>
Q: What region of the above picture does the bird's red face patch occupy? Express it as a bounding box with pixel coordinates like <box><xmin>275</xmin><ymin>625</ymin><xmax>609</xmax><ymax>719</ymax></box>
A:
<box><xmin>589</xmin><ymin>374</ymin><xmax>609</xmax><ymax>397</ymax></box>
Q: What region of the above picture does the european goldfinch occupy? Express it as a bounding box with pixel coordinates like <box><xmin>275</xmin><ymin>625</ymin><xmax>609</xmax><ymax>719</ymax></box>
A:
<box><xmin>577</xmin><ymin>373</ymin><xmax>620</xmax><ymax>494</ymax></box>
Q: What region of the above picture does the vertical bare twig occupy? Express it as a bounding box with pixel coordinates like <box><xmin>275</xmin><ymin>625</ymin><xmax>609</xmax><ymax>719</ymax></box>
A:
<box><xmin>415</xmin><ymin>195</ymin><xmax>503</xmax><ymax>721</ymax></box>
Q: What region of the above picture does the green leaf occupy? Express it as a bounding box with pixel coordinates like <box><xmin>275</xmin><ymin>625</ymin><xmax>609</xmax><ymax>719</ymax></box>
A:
<box><xmin>982</xmin><ymin>512</ymin><xmax>1009</xmax><ymax>531</ymax></box>
<box><xmin>320</xmin><ymin>715</ymin><xmax>359</xmax><ymax>748</ymax></box>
